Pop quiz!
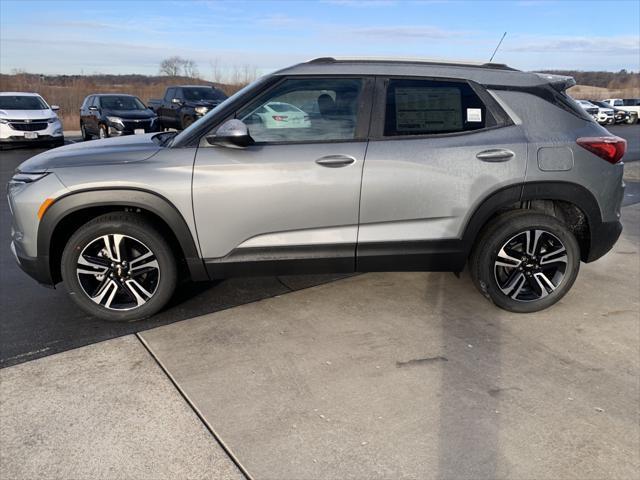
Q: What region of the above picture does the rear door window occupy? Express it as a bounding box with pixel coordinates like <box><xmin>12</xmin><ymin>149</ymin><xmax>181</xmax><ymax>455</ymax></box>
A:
<box><xmin>383</xmin><ymin>78</ymin><xmax>496</xmax><ymax>136</ymax></box>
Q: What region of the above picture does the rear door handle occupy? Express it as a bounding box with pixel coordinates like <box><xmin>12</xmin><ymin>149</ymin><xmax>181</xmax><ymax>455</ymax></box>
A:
<box><xmin>476</xmin><ymin>149</ymin><xmax>515</xmax><ymax>162</ymax></box>
<box><xmin>315</xmin><ymin>155</ymin><xmax>356</xmax><ymax>168</ymax></box>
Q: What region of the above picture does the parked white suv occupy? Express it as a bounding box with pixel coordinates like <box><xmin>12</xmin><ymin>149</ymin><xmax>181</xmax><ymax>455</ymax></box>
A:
<box><xmin>602</xmin><ymin>98</ymin><xmax>640</xmax><ymax>124</ymax></box>
<box><xmin>0</xmin><ymin>92</ymin><xmax>64</xmax><ymax>148</ymax></box>
<box><xmin>576</xmin><ymin>100</ymin><xmax>614</xmax><ymax>125</ymax></box>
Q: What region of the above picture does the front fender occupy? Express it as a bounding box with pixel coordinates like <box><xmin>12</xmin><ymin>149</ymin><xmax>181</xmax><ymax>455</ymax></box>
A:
<box><xmin>38</xmin><ymin>188</ymin><xmax>208</xmax><ymax>283</ymax></box>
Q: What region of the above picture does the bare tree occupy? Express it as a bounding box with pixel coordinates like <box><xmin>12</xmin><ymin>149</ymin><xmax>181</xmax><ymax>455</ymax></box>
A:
<box><xmin>209</xmin><ymin>59</ymin><xmax>223</xmax><ymax>84</ymax></box>
<box><xmin>159</xmin><ymin>56</ymin><xmax>184</xmax><ymax>76</ymax></box>
<box><xmin>183</xmin><ymin>59</ymin><xmax>199</xmax><ymax>79</ymax></box>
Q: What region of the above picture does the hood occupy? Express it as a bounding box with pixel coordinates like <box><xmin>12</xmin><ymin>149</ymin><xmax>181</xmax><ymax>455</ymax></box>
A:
<box><xmin>0</xmin><ymin>108</ymin><xmax>54</xmax><ymax>120</ymax></box>
<box><xmin>184</xmin><ymin>99</ymin><xmax>222</xmax><ymax>108</ymax></box>
<box><xmin>18</xmin><ymin>133</ymin><xmax>162</xmax><ymax>172</ymax></box>
<box><xmin>103</xmin><ymin>108</ymin><xmax>156</xmax><ymax>119</ymax></box>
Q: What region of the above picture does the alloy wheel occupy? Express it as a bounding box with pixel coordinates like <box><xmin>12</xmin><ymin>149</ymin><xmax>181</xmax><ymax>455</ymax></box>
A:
<box><xmin>494</xmin><ymin>229</ymin><xmax>568</xmax><ymax>302</ymax></box>
<box><xmin>76</xmin><ymin>234</ymin><xmax>160</xmax><ymax>310</ymax></box>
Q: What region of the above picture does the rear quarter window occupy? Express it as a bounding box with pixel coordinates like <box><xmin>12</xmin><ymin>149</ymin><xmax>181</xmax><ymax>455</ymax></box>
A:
<box><xmin>384</xmin><ymin>79</ymin><xmax>497</xmax><ymax>136</ymax></box>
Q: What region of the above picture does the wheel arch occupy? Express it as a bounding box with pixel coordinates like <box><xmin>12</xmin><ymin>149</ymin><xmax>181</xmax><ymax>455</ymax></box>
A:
<box><xmin>462</xmin><ymin>181</ymin><xmax>602</xmax><ymax>262</ymax></box>
<box><xmin>38</xmin><ymin>189</ymin><xmax>208</xmax><ymax>284</ymax></box>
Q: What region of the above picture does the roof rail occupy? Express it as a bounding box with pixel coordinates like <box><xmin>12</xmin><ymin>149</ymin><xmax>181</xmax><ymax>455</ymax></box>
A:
<box><xmin>306</xmin><ymin>56</ymin><xmax>518</xmax><ymax>71</ymax></box>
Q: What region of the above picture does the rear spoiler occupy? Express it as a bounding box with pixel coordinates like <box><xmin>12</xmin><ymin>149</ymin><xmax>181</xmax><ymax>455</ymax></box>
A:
<box><xmin>533</xmin><ymin>73</ymin><xmax>576</xmax><ymax>92</ymax></box>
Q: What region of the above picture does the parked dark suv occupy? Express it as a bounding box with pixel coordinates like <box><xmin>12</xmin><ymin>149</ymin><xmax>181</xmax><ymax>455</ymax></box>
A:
<box><xmin>80</xmin><ymin>94</ymin><xmax>159</xmax><ymax>140</ymax></box>
<box><xmin>147</xmin><ymin>86</ymin><xmax>228</xmax><ymax>130</ymax></box>
<box><xmin>9</xmin><ymin>58</ymin><xmax>626</xmax><ymax>321</ymax></box>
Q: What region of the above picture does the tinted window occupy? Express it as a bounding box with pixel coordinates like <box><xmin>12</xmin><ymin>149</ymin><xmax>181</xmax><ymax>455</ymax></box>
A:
<box><xmin>384</xmin><ymin>79</ymin><xmax>494</xmax><ymax>136</ymax></box>
<box><xmin>90</xmin><ymin>96</ymin><xmax>99</xmax><ymax>108</ymax></box>
<box><xmin>164</xmin><ymin>88</ymin><xmax>175</xmax><ymax>102</ymax></box>
<box><xmin>622</xmin><ymin>99</ymin><xmax>639</xmax><ymax>106</ymax></box>
<box><xmin>237</xmin><ymin>78</ymin><xmax>362</xmax><ymax>143</ymax></box>
<box><xmin>182</xmin><ymin>87</ymin><xmax>227</xmax><ymax>102</ymax></box>
<box><xmin>0</xmin><ymin>95</ymin><xmax>48</xmax><ymax>110</ymax></box>
<box><xmin>81</xmin><ymin>96</ymin><xmax>91</xmax><ymax>109</ymax></box>
<box><xmin>99</xmin><ymin>96</ymin><xmax>146</xmax><ymax>110</ymax></box>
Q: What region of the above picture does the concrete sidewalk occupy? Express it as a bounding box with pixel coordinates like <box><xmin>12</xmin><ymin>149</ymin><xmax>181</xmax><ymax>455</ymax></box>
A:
<box><xmin>2</xmin><ymin>205</ymin><xmax>638</xmax><ymax>480</ymax></box>
<box><xmin>0</xmin><ymin>336</ymin><xmax>243</xmax><ymax>480</ymax></box>
<box><xmin>140</xmin><ymin>207</ymin><xmax>639</xmax><ymax>480</ymax></box>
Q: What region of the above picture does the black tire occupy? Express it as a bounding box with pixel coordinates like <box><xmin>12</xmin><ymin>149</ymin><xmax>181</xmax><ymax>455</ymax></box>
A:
<box><xmin>469</xmin><ymin>210</ymin><xmax>580</xmax><ymax>313</ymax></box>
<box><xmin>626</xmin><ymin>116</ymin><xmax>638</xmax><ymax>125</ymax></box>
<box><xmin>81</xmin><ymin>122</ymin><xmax>91</xmax><ymax>141</ymax></box>
<box><xmin>61</xmin><ymin>213</ymin><xmax>177</xmax><ymax>322</ymax></box>
<box><xmin>181</xmin><ymin>116</ymin><xmax>195</xmax><ymax>130</ymax></box>
<box><xmin>50</xmin><ymin>137</ymin><xmax>65</xmax><ymax>148</ymax></box>
<box><xmin>98</xmin><ymin>124</ymin><xmax>109</xmax><ymax>139</ymax></box>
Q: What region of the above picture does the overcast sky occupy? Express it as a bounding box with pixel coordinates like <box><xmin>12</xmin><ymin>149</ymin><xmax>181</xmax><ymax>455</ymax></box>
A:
<box><xmin>1</xmin><ymin>0</ymin><xmax>638</xmax><ymax>77</ymax></box>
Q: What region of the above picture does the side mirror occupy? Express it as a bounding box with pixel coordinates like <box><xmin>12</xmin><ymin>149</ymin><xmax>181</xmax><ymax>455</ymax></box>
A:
<box><xmin>171</xmin><ymin>98</ymin><xmax>182</xmax><ymax>105</ymax></box>
<box><xmin>205</xmin><ymin>119</ymin><xmax>254</xmax><ymax>148</ymax></box>
<box><xmin>51</xmin><ymin>105</ymin><xmax>60</xmax><ymax>111</ymax></box>
<box><xmin>88</xmin><ymin>105</ymin><xmax>98</xmax><ymax>111</ymax></box>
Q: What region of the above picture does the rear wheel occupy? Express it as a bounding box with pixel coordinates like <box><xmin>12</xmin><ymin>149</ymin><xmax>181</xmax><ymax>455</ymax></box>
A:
<box><xmin>61</xmin><ymin>213</ymin><xmax>177</xmax><ymax>322</ymax></box>
<box><xmin>470</xmin><ymin>211</ymin><xmax>580</xmax><ymax>313</ymax></box>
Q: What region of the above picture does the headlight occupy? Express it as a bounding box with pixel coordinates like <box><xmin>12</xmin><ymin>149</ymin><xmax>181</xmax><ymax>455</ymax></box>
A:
<box><xmin>0</xmin><ymin>118</ymin><xmax>8</xmax><ymax>124</ymax></box>
<box><xmin>106</xmin><ymin>116</ymin><xmax>124</xmax><ymax>125</ymax></box>
<box><xmin>9</xmin><ymin>172</ymin><xmax>49</xmax><ymax>186</ymax></box>
<box><xmin>47</xmin><ymin>117</ymin><xmax>59</xmax><ymax>124</ymax></box>
<box><xmin>194</xmin><ymin>106</ymin><xmax>208</xmax><ymax>115</ymax></box>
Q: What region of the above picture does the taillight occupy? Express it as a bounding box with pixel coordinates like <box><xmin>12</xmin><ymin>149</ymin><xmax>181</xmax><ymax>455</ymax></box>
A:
<box><xmin>272</xmin><ymin>115</ymin><xmax>288</xmax><ymax>122</ymax></box>
<box><xmin>576</xmin><ymin>136</ymin><xmax>626</xmax><ymax>164</ymax></box>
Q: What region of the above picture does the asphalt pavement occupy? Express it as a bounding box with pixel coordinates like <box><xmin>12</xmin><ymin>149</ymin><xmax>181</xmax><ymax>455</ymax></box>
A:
<box><xmin>1</xmin><ymin>126</ymin><xmax>638</xmax><ymax>368</ymax></box>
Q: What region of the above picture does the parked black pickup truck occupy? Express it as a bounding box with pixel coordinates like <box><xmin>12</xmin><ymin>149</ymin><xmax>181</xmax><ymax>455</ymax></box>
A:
<box><xmin>148</xmin><ymin>85</ymin><xmax>228</xmax><ymax>130</ymax></box>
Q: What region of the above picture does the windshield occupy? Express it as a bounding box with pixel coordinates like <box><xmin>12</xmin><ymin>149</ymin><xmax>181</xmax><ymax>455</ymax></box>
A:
<box><xmin>182</xmin><ymin>87</ymin><xmax>227</xmax><ymax>102</ymax></box>
<box><xmin>0</xmin><ymin>95</ymin><xmax>48</xmax><ymax>110</ymax></box>
<box><xmin>100</xmin><ymin>96</ymin><xmax>147</xmax><ymax>111</ymax></box>
<box><xmin>171</xmin><ymin>76</ymin><xmax>271</xmax><ymax>146</ymax></box>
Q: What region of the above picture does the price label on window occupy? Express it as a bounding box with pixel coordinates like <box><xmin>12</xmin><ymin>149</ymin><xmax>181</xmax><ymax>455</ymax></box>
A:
<box><xmin>466</xmin><ymin>108</ymin><xmax>482</xmax><ymax>122</ymax></box>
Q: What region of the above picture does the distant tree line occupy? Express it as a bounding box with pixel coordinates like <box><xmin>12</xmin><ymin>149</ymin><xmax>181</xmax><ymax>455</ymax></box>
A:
<box><xmin>540</xmin><ymin>69</ymin><xmax>639</xmax><ymax>90</ymax></box>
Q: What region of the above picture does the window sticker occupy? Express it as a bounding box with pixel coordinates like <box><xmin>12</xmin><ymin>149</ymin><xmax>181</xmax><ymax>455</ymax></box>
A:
<box><xmin>466</xmin><ymin>108</ymin><xmax>482</xmax><ymax>122</ymax></box>
<box><xmin>395</xmin><ymin>87</ymin><xmax>462</xmax><ymax>132</ymax></box>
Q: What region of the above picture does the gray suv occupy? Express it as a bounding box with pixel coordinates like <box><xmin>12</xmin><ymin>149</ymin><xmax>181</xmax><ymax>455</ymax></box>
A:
<box><xmin>8</xmin><ymin>58</ymin><xmax>626</xmax><ymax>321</ymax></box>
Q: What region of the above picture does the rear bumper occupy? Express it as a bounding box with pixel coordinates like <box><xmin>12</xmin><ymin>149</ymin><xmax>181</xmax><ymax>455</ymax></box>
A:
<box><xmin>586</xmin><ymin>220</ymin><xmax>622</xmax><ymax>262</ymax></box>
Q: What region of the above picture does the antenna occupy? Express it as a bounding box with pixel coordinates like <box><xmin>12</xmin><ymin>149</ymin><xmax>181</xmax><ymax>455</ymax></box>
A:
<box><xmin>489</xmin><ymin>32</ymin><xmax>507</xmax><ymax>63</ymax></box>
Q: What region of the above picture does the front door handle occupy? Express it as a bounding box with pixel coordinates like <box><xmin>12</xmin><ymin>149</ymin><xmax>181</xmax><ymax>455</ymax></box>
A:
<box><xmin>476</xmin><ymin>149</ymin><xmax>515</xmax><ymax>162</ymax></box>
<box><xmin>315</xmin><ymin>155</ymin><xmax>356</xmax><ymax>168</ymax></box>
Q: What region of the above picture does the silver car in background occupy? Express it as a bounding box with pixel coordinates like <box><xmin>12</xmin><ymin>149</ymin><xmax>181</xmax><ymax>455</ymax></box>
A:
<box><xmin>7</xmin><ymin>58</ymin><xmax>626</xmax><ymax>321</ymax></box>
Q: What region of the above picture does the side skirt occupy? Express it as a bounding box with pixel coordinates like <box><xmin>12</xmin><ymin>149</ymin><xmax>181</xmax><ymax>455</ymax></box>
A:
<box><xmin>204</xmin><ymin>241</ymin><xmax>466</xmax><ymax>278</ymax></box>
<box><xmin>356</xmin><ymin>240</ymin><xmax>466</xmax><ymax>273</ymax></box>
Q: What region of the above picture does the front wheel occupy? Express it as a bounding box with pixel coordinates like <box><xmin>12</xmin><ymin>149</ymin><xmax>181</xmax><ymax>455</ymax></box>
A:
<box><xmin>98</xmin><ymin>124</ymin><xmax>109</xmax><ymax>139</ymax></box>
<box><xmin>81</xmin><ymin>122</ymin><xmax>91</xmax><ymax>141</ymax></box>
<box><xmin>626</xmin><ymin>116</ymin><xmax>638</xmax><ymax>125</ymax></box>
<box><xmin>181</xmin><ymin>116</ymin><xmax>195</xmax><ymax>130</ymax></box>
<box><xmin>61</xmin><ymin>213</ymin><xmax>177</xmax><ymax>321</ymax></box>
<box><xmin>470</xmin><ymin>211</ymin><xmax>580</xmax><ymax>313</ymax></box>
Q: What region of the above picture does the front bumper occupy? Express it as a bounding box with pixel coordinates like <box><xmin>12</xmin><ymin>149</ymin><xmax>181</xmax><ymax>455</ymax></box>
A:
<box><xmin>107</xmin><ymin>119</ymin><xmax>159</xmax><ymax>137</ymax></box>
<box><xmin>0</xmin><ymin>121</ymin><xmax>64</xmax><ymax>143</ymax></box>
<box><xmin>11</xmin><ymin>241</ymin><xmax>54</xmax><ymax>286</ymax></box>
